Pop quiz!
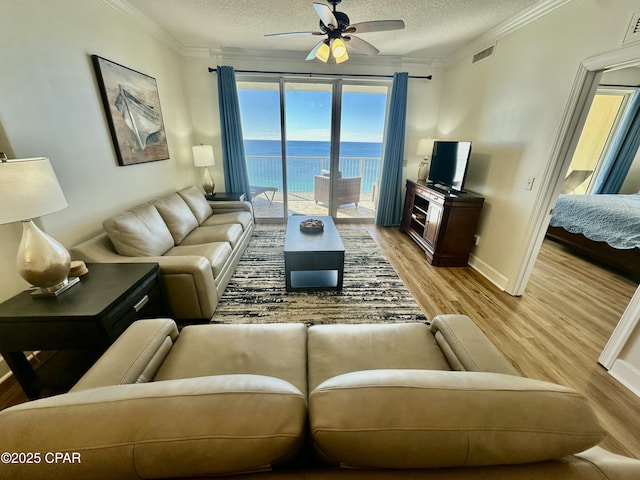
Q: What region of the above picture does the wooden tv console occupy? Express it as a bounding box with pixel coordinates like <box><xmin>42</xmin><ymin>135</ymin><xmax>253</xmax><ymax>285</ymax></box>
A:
<box><xmin>400</xmin><ymin>180</ymin><xmax>484</xmax><ymax>267</ymax></box>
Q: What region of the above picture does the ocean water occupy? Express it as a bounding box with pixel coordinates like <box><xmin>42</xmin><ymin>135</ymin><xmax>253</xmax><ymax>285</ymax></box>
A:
<box><xmin>244</xmin><ymin>139</ymin><xmax>382</xmax><ymax>192</ymax></box>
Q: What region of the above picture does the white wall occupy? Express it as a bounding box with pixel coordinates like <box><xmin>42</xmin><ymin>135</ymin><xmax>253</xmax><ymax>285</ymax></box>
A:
<box><xmin>436</xmin><ymin>0</ymin><xmax>640</xmax><ymax>291</ymax></box>
<box><xmin>0</xmin><ymin>0</ymin><xmax>195</xmax><ymax>378</ymax></box>
<box><xmin>0</xmin><ymin>0</ymin><xmax>195</xmax><ymax>303</ymax></box>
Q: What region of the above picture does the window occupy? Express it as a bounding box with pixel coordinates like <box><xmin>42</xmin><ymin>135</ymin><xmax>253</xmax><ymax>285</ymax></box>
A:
<box><xmin>237</xmin><ymin>77</ymin><xmax>388</xmax><ymax>221</ymax></box>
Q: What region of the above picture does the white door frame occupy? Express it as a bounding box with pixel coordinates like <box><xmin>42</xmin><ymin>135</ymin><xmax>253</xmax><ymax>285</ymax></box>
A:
<box><xmin>510</xmin><ymin>42</ymin><xmax>640</xmax><ymax>297</ymax></box>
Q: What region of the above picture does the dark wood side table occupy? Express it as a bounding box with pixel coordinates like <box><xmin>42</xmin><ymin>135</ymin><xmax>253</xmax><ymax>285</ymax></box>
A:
<box><xmin>205</xmin><ymin>192</ymin><xmax>246</xmax><ymax>201</ymax></box>
<box><xmin>0</xmin><ymin>263</ymin><xmax>168</xmax><ymax>399</ymax></box>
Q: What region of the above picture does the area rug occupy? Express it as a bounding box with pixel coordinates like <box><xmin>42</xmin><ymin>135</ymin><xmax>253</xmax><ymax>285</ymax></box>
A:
<box><xmin>212</xmin><ymin>228</ymin><xmax>428</xmax><ymax>324</ymax></box>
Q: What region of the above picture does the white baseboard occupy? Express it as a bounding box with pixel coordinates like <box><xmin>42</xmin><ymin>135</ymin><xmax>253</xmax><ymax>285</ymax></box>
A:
<box><xmin>468</xmin><ymin>254</ymin><xmax>509</xmax><ymax>292</ymax></box>
<box><xmin>609</xmin><ymin>359</ymin><xmax>640</xmax><ymax>399</ymax></box>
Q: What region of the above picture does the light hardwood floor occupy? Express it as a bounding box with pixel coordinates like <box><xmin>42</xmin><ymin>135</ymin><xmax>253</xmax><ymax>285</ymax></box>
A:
<box><xmin>1</xmin><ymin>225</ymin><xmax>638</xmax><ymax>459</ymax></box>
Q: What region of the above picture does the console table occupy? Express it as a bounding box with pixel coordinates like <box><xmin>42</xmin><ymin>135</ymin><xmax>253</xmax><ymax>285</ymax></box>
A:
<box><xmin>401</xmin><ymin>180</ymin><xmax>484</xmax><ymax>267</ymax></box>
<box><xmin>0</xmin><ymin>263</ymin><xmax>168</xmax><ymax>399</ymax></box>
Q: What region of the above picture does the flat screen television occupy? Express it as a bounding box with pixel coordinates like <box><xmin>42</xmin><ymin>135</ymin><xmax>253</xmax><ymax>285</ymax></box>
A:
<box><xmin>427</xmin><ymin>141</ymin><xmax>472</xmax><ymax>192</ymax></box>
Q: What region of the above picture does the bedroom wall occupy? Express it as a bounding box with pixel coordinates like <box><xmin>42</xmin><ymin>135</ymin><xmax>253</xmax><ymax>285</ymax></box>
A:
<box><xmin>0</xmin><ymin>0</ymin><xmax>195</xmax><ymax>378</ymax></box>
<box><xmin>435</xmin><ymin>0</ymin><xmax>640</xmax><ymax>292</ymax></box>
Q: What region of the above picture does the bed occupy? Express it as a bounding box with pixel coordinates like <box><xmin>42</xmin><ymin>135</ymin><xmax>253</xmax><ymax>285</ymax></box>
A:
<box><xmin>546</xmin><ymin>193</ymin><xmax>640</xmax><ymax>280</ymax></box>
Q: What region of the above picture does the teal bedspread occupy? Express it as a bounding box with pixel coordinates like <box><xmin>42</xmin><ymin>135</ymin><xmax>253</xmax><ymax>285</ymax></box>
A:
<box><xmin>549</xmin><ymin>194</ymin><xmax>640</xmax><ymax>250</ymax></box>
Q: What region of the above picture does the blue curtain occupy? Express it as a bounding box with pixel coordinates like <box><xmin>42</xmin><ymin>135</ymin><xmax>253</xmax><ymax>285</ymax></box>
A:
<box><xmin>593</xmin><ymin>89</ymin><xmax>640</xmax><ymax>194</ymax></box>
<box><xmin>375</xmin><ymin>72</ymin><xmax>409</xmax><ymax>226</ymax></box>
<box><xmin>217</xmin><ymin>66</ymin><xmax>251</xmax><ymax>198</ymax></box>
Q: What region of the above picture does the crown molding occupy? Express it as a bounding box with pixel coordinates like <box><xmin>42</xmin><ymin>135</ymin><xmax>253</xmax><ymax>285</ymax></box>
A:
<box><xmin>447</xmin><ymin>0</ymin><xmax>571</xmax><ymax>66</ymax></box>
<box><xmin>101</xmin><ymin>0</ymin><xmax>183</xmax><ymax>53</ymax></box>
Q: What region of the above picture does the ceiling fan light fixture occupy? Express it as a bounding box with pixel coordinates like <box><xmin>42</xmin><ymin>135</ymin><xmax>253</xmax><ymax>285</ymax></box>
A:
<box><xmin>316</xmin><ymin>41</ymin><xmax>331</xmax><ymax>62</ymax></box>
<box><xmin>331</xmin><ymin>37</ymin><xmax>347</xmax><ymax>58</ymax></box>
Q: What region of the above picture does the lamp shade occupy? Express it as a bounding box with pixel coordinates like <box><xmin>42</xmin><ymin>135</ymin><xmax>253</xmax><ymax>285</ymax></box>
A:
<box><xmin>416</xmin><ymin>138</ymin><xmax>436</xmax><ymax>157</ymax></box>
<box><xmin>0</xmin><ymin>157</ymin><xmax>68</xmax><ymax>224</ymax></box>
<box><xmin>192</xmin><ymin>145</ymin><xmax>215</xmax><ymax>167</ymax></box>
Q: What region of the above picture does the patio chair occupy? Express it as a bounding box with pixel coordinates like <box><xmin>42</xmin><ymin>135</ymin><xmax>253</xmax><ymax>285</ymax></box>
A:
<box><xmin>250</xmin><ymin>185</ymin><xmax>277</xmax><ymax>203</ymax></box>
<box><xmin>314</xmin><ymin>171</ymin><xmax>361</xmax><ymax>207</ymax></box>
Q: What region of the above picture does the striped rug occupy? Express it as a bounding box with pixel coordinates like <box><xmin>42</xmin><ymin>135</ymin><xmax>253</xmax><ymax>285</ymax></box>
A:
<box><xmin>212</xmin><ymin>228</ymin><xmax>428</xmax><ymax>324</ymax></box>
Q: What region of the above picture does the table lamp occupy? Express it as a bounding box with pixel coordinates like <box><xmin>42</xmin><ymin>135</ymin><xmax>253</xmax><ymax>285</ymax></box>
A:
<box><xmin>0</xmin><ymin>157</ymin><xmax>78</xmax><ymax>296</ymax></box>
<box><xmin>192</xmin><ymin>144</ymin><xmax>216</xmax><ymax>195</ymax></box>
<box><xmin>416</xmin><ymin>138</ymin><xmax>436</xmax><ymax>181</ymax></box>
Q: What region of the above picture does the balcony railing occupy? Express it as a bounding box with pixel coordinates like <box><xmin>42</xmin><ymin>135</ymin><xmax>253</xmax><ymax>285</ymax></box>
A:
<box><xmin>246</xmin><ymin>156</ymin><xmax>381</xmax><ymax>193</ymax></box>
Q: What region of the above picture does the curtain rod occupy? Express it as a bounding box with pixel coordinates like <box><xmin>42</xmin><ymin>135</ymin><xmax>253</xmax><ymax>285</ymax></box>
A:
<box><xmin>208</xmin><ymin>67</ymin><xmax>432</xmax><ymax>80</ymax></box>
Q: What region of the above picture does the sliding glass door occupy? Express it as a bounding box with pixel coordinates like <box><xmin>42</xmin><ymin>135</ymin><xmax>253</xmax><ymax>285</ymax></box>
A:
<box><xmin>238</xmin><ymin>77</ymin><xmax>388</xmax><ymax>222</ymax></box>
<box><xmin>337</xmin><ymin>84</ymin><xmax>387</xmax><ymax>220</ymax></box>
<box><xmin>237</xmin><ymin>81</ymin><xmax>285</xmax><ymax>218</ymax></box>
<box><xmin>284</xmin><ymin>82</ymin><xmax>332</xmax><ymax>217</ymax></box>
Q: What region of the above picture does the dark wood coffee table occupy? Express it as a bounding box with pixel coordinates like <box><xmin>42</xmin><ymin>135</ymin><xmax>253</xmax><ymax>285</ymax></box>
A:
<box><xmin>284</xmin><ymin>216</ymin><xmax>345</xmax><ymax>292</ymax></box>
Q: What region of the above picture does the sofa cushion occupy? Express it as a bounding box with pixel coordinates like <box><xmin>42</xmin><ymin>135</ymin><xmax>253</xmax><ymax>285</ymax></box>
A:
<box><xmin>202</xmin><ymin>211</ymin><xmax>253</xmax><ymax>231</ymax></box>
<box><xmin>103</xmin><ymin>202</ymin><xmax>174</xmax><ymax>257</ymax></box>
<box><xmin>307</xmin><ymin>323</ymin><xmax>451</xmax><ymax>392</ymax></box>
<box><xmin>181</xmin><ymin>223</ymin><xmax>243</xmax><ymax>248</ymax></box>
<box><xmin>309</xmin><ymin>369</ymin><xmax>605</xmax><ymax>469</ymax></box>
<box><xmin>154</xmin><ymin>323</ymin><xmax>308</xmax><ymax>395</ymax></box>
<box><xmin>0</xmin><ymin>374</ymin><xmax>307</xmax><ymax>479</ymax></box>
<box><xmin>178</xmin><ymin>186</ymin><xmax>213</xmax><ymax>224</ymax></box>
<box><xmin>165</xmin><ymin>242</ymin><xmax>232</xmax><ymax>279</ymax></box>
<box><xmin>152</xmin><ymin>193</ymin><xmax>199</xmax><ymax>244</ymax></box>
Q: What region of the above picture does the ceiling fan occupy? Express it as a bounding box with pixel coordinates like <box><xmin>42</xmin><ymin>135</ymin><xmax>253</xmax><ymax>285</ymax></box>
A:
<box><xmin>264</xmin><ymin>0</ymin><xmax>405</xmax><ymax>64</ymax></box>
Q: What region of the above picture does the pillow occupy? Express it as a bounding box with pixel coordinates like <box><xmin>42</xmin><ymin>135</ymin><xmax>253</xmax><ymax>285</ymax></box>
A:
<box><xmin>309</xmin><ymin>369</ymin><xmax>605</xmax><ymax>469</ymax></box>
<box><xmin>103</xmin><ymin>203</ymin><xmax>174</xmax><ymax>257</ymax></box>
<box><xmin>178</xmin><ymin>186</ymin><xmax>213</xmax><ymax>224</ymax></box>
<box><xmin>321</xmin><ymin>169</ymin><xmax>342</xmax><ymax>178</ymax></box>
<box><xmin>152</xmin><ymin>193</ymin><xmax>199</xmax><ymax>244</ymax></box>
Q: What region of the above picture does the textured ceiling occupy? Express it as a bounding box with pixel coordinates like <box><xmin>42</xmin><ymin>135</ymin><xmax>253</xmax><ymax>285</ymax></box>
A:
<box><xmin>124</xmin><ymin>0</ymin><xmax>544</xmax><ymax>59</ymax></box>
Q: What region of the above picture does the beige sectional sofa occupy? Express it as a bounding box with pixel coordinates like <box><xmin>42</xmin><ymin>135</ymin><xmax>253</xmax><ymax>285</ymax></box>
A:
<box><xmin>1</xmin><ymin>315</ymin><xmax>639</xmax><ymax>479</ymax></box>
<box><xmin>71</xmin><ymin>186</ymin><xmax>253</xmax><ymax>321</ymax></box>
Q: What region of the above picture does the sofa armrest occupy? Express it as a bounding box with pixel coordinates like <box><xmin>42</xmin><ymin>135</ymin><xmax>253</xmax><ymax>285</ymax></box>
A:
<box><xmin>0</xmin><ymin>375</ymin><xmax>306</xmax><ymax>479</ymax></box>
<box><xmin>430</xmin><ymin>314</ymin><xmax>520</xmax><ymax>375</ymax></box>
<box><xmin>208</xmin><ymin>200</ymin><xmax>253</xmax><ymax>215</ymax></box>
<box><xmin>72</xmin><ymin>233</ymin><xmax>218</xmax><ymax>319</ymax></box>
<box><xmin>71</xmin><ymin>318</ymin><xmax>179</xmax><ymax>392</ymax></box>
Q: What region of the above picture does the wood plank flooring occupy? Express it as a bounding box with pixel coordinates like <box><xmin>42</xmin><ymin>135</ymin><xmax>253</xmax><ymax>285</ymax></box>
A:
<box><xmin>1</xmin><ymin>224</ymin><xmax>638</xmax><ymax>459</ymax></box>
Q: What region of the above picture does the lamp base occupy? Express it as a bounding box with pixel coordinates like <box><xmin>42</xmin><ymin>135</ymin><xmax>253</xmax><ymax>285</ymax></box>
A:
<box><xmin>202</xmin><ymin>168</ymin><xmax>215</xmax><ymax>195</ymax></box>
<box><xmin>31</xmin><ymin>276</ymin><xmax>80</xmax><ymax>297</ymax></box>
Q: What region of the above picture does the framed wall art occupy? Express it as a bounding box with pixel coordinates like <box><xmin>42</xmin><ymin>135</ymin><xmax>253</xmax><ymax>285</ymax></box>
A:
<box><xmin>92</xmin><ymin>55</ymin><xmax>169</xmax><ymax>166</ymax></box>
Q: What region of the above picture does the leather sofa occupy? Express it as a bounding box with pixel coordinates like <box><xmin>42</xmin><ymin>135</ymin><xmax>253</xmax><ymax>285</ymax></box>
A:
<box><xmin>1</xmin><ymin>315</ymin><xmax>639</xmax><ymax>479</ymax></box>
<box><xmin>71</xmin><ymin>186</ymin><xmax>253</xmax><ymax>321</ymax></box>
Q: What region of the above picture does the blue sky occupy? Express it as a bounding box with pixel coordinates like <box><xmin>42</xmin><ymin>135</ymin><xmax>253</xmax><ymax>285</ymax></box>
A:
<box><xmin>238</xmin><ymin>88</ymin><xmax>387</xmax><ymax>143</ymax></box>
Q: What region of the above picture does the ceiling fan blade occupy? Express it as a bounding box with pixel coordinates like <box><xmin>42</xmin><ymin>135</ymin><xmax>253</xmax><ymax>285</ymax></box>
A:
<box><xmin>343</xmin><ymin>35</ymin><xmax>379</xmax><ymax>56</ymax></box>
<box><xmin>313</xmin><ymin>2</ymin><xmax>338</xmax><ymax>29</ymax></box>
<box><xmin>345</xmin><ymin>20</ymin><xmax>405</xmax><ymax>34</ymax></box>
<box><xmin>264</xmin><ymin>31</ymin><xmax>323</xmax><ymax>37</ymax></box>
<box><xmin>306</xmin><ymin>40</ymin><xmax>325</xmax><ymax>61</ymax></box>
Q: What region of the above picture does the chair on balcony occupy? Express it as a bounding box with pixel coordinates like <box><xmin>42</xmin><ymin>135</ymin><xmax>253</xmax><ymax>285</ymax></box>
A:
<box><xmin>250</xmin><ymin>185</ymin><xmax>277</xmax><ymax>203</ymax></box>
<box><xmin>314</xmin><ymin>170</ymin><xmax>361</xmax><ymax>207</ymax></box>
